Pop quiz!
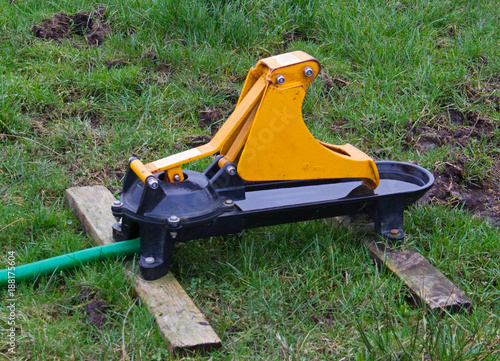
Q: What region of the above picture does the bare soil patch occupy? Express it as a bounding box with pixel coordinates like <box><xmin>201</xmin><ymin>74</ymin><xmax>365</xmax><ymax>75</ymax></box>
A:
<box><xmin>32</xmin><ymin>7</ymin><xmax>110</xmax><ymax>46</ymax></box>
<box><xmin>198</xmin><ymin>107</ymin><xmax>224</xmax><ymax>133</ymax></box>
<box><xmin>85</xmin><ymin>299</ymin><xmax>108</xmax><ymax>329</ymax></box>
<box><xmin>406</xmin><ymin>109</ymin><xmax>499</xmax><ymax>222</ymax></box>
<box><xmin>405</xmin><ymin>110</ymin><xmax>494</xmax><ymax>152</ymax></box>
<box><xmin>185</xmin><ymin>134</ymin><xmax>213</xmax><ymax>148</ymax></box>
<box><xmin>282</xmin><ymin>30</ymin><xmax>319</xmax><ymax>44</ymax></box>
<box><xmin>75</xmin><ymin>288</ymin><xmax>108</xmax><ymax>330</ymax></box>
<box><xmin>323</xmin><ymin>76</ymin><xmax>349</xmax><ymax>92</ymax></box>
<box><xmin>422</xmin><ymin>161</ymin><xmax>500</xmax><ymax>223</ymax></box>
<box><xmin>105</xmin><ymin>59</ymin><xmax>128</xmax><ymax>69</ymax></box>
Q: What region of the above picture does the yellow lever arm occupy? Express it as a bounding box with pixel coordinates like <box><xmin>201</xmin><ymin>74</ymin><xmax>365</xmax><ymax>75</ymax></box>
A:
<box><xmin>136</xmin><ymin>77</ymin><xmax>266</xmax><ymax>182</ymax></box>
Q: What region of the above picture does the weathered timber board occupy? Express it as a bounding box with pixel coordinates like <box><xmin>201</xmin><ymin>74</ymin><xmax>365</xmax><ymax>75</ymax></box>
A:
<box><xmin>65</xmin><ymin>185</ymin><xmax>221</xmax><ymax>353</ymax></box>
<box><xmin>366</xmin><ymin>241</ymin><xmax>471</xmax><ymax>313</ymax></box>
<box><xmin>330</xmin><ymin>217</ymin><xmax>471</xmax><ymax>313</ymax></box>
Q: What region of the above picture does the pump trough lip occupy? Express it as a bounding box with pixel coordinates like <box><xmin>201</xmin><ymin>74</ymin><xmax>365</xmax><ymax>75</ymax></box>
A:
<box><xmin>237</xmin><ymin>160</ymin><xmax>434</xmax><ymax>212</ymax></box>
<box><xmin>209</xmin><ymin>160</ymin><xmax>435</xmax><ymax>232</ymax></box>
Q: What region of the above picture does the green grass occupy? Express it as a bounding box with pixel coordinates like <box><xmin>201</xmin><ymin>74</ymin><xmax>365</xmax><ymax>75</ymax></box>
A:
<box><xmin>1</xmin><ymin>0</ymin><xmax>499</xmax><ymax>359</ymax></box>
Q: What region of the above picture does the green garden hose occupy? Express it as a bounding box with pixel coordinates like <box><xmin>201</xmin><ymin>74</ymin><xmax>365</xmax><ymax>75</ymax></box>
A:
<box><xmin>0</xmin><ymin>238</ymin><xmax>140</xmax><ymax>288</ymax></box>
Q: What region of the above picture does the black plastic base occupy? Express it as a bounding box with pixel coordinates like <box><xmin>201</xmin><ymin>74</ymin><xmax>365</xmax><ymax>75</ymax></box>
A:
<box><xmin>112</xmin><ymin>158</ymin><xmax>434</xmax><ymax>280</ymax></box>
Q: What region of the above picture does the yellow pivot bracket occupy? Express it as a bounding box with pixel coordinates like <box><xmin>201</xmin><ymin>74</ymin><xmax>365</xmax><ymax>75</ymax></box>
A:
<box><xmin>131</xmin><ymin>51</ymin><xmax>379</xmax><ymax>189</ymax></box>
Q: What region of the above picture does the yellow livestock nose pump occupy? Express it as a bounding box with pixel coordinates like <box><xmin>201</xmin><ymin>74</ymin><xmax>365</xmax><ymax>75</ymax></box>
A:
<box><xmin>112</xmin><ymin>51</ymin><xmax>434</xmax><ymax>280</ymax></box>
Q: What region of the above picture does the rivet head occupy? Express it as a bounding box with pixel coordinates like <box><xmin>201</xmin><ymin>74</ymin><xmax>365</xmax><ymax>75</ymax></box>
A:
<box><xmin>144</xmin><ymin>257</ymin><xmax>155</xmax><ymax>264</ymax></box>
<box><xmin>168</xmin><ymin>215</ymin><xmax>180</xmax><ymax>224</ymax></box>
<box><xmin>173</xmin><ymin>174</ymin><xmax>181</xmax><ymax>181</ymax></box>
<box><xmin>112</xmin><ymin>200</ymin><xmax>123</xmax><ymax>207</ymax></box>
<box><xmin>226</xmin><ymin>165</ymin><xmax>237</xmax><ymax>176</ymax></box>
<box><xmin>304</xmin><ymin>66</ymin><xmax>313</xmax><ymax>77</ymax></box>
<box><xmin>224</xmin><ymin>199</ymin><xmax>234</xmax><ymax>206</ymax></box>
<box><xmin>276</xmin><ymin>75</ymin><xmax>285</xmax><ymax>84</ymax></box>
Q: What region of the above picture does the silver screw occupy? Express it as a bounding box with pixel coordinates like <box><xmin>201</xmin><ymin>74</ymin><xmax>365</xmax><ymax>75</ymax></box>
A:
<box><xmin>146</xmin><ymin>177</ymin><xmax>159</xmax><ymax>189</ymax></box>
<box><xmin>276</xmin><ymin>75</ymin><xmax>285</xmax><ymax>84</ymax></box>
<box><xmin>304</xmin><ymin>66</ymin><xmax>313</xmax><ymax>77</ymax></box>
<box><xmin>168</xmin><ymin>215</ymin><xmax>180</xmax><ymax>224</ymax></box>
<box><xmin>112</xmin><ymin>200</ymin><xmax>123</xmax><ymax>207</ymax></box>
<box><xmin>173</xmin><ymin>174</ymin><xmax>181</xmax><ymax>181</ymax></box>
<box><xmin>170</xmin><ymin>231</ymin><xmax>178</xmax><ymax>239</ymax></box>
<box><xmin>226</xmin><ymin>165</ymin><xmax>237</xmax><ymax>176</ymax></box>
<box><xmin>224</xmin><ymin>199</ymin><xmax>234</xmax><ymax>206</ymax></box>
<box><xmin>144</xmin><ymin>257</ymin><xmax>155</xmax><ymax>264</ymax></box>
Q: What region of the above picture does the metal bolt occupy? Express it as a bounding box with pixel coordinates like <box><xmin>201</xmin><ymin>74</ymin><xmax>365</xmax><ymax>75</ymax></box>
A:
<box><xmin>168</xmin><ymin>215</ymin><xmax>180</xmax><ymax>224</ymax></box>
<box><xmin>390</xmin><ymin>229</ymin><xmax>401</xmax><ymax>236</ymax></box>
<box><xmin>304</xmin><ymin>66</ymin><xmax>314</xmax><ymax>77</ymax></box>
<box><xmin>276</xmin><ymin>75</ymin><xmax>285</xmax><ymax>84</ymax></box>
<box><xmin>146</xmin><ymin>177</ymin><xmax>159</xmax><ymax>189</ymax></box>
<box><xmin>112</xmin><ymin>200</ymin><xmax>123</xmax><ymax>207</ymax></box>
<box><xmin>170</xmin><ymin>231</ymin><xmax>178</xmax><ymax>239</ymax></box>
<box><xmin>144</xmin><ymin>257</ymin><xmax>155</xmax><ymax>264</ymax></box>
<box><xmin>226</xmin><ymin>165</ymin><xmax>237</xmax><ymax>176</ymax></box>
<box><xmin>173</xmin><ymin>174</ymin><xmax>181</xmax><ymax>181</ymax></box>
<box><xmin>224</xmin><ymin>199</ymin><xmax>234</xmax><ymax>206</ymax></box>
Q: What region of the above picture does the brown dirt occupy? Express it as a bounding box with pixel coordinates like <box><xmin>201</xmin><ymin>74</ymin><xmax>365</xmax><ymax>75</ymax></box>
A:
<box><xmin>74</xmin><ymin>288</ymin><xmax>108</xmax><ymax>330</ymax></box>
<box><xmin>405</xmin><ymin>110</ymin><xmax>494</xmax><ymax>152</ymax></box>
<box><xmin>198</xmin><ymin>107</ymin><xmax>224</xmax><ymax>133</ymax></box>
<box><xmin>421</xmin><ymin>161</ymin><xmax>500</xmax><ymax>223</ymax></box>
<box><xmin>77</xmin><ymin>287</ymin><xmax>95</xmax><ymax>302</ymax></box>
<box><xmin>282</xmin><ymin>30</ymin><xmax>318</xmax><ymax>44</ymax></box>
<box><xmin>185</xmin><ymin>134</ymin><xmax>213</xmax><ymax>148</ymax></box>
<box><xmin>405</xmin><ymin>108</ymin><xmax>499</xmax><ymax>223</ymax></box>
<box><xmin>323</xmin><ymin>76</ymin><xmax>349</xmax><ymax>92</ymax></box>
<box><xmin>142</xmin><ymin>50</ymin><xmax>158</xmax><ymax>62</ymax></box>
<box><xmin>85</xmin><ymin>300</ymin><xmax>108</xmax><ymax>329</ymax></box>
<box><xmin>310</xmin><ymin>313</ymin><xmax>336</xmax><ymax>328</ymax></box>
<box><xmin>105</xmin><ymin>59</ymin><xmax>128</xmax><ymax>69</ymax></box>
<box><xmin>32</xmin><ymin>7</ymin><xmax>110</xmax><ymax>46</ymax></box>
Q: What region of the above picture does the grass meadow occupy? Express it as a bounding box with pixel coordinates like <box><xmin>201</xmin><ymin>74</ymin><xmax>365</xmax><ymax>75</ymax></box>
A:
<box><xmin>0</xmin><ymin>0</ymin><xmax>499</xmax><ymax>359</ymax></box>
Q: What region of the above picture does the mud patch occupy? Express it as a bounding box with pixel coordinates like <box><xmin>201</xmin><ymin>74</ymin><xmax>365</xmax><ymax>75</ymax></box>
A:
<box><xmin>310</xmin><ymin>311</ymin><xmax>336</xmax><ymax>329</ymax></box>
<box><xmin>85</xmin><ymin>300</ymin><xmax>108</xmax><ymax>329</ymax></box>
<box><xmin>32</xmin><ymin>7</ymin><xmax>110</xmax><ymax>46</ymax></box>
<box><xmin>73</xmin><ymin>288</ymin><xmax>108</xmax><ymax>330</ymax></box>
<box><xmin>323</xmin><ymin>76</ymin><xmax>349</xmax><ymax>92</ymax></box>
<box><xmin>105</xmin><ymin>59</ymin><xmax>128</xmax><ymax>69</ymax></box>
<box><xmin>282</xmin><ymin>30</ymin><xmax>318</xmax><ymax>44</ymax></box>
<box><xmin>185</xmin><ymin>134</ymin><xmax>212</xmax><ymax>148</ymax></box>
<box><xmin>198</xmin><ymin>107</ymin><xmax>224</xmax><ymax>133</ymax></box>
<box><xmin>142</xmin><ymin>50</ymin><xmax>158</xmax><ymax>62</ymax></box>
<box><xmin>422</xmin><ymin>161</ymin><xmax>500</xmax><ymax>223</ymax></box>
<box><xmin>405</xmin><ymin>110</ymin><xmax>494</xmax><ymax>152</ymax></box>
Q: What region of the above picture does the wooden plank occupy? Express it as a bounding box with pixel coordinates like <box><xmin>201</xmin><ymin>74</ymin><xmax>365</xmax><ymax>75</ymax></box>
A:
<box><xmin>366</xmin><ymin>241</ymin><xmax>471</xmax><ymax>313</ymax></box>
<box><xmin>329</xmin><ymin>216</ymin><xmax>471</xmax><ymax>313</ymax></box>
<box><xmin>65</xmin><ymin>186</ymin><xmax>222</xmax><ymax>353</ymax></box>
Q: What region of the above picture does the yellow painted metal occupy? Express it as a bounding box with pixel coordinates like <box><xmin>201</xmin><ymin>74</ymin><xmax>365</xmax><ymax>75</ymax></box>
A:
<box><xmin>132</xmin><ymin>51</ymin><xmax>379</xmax><ymax>188</ymax></box>
<box><xmin>144</xmin><ymin>76</ymin><xmax>267</xmax><ymax>180</ymax></box>
<box><xmin>166</xmin><ymin>166</ymin><xmax>184</xmax><ymax>182</ymax></box>
<box><xmin>237</xmin><ymin>82</ymin><xmax>379</xmax><ymax>189</ymax></box>
<box><xmin>130</xmin><ymin>159</ymin><xmax>154</xmax><ymax>183</ymax></box>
